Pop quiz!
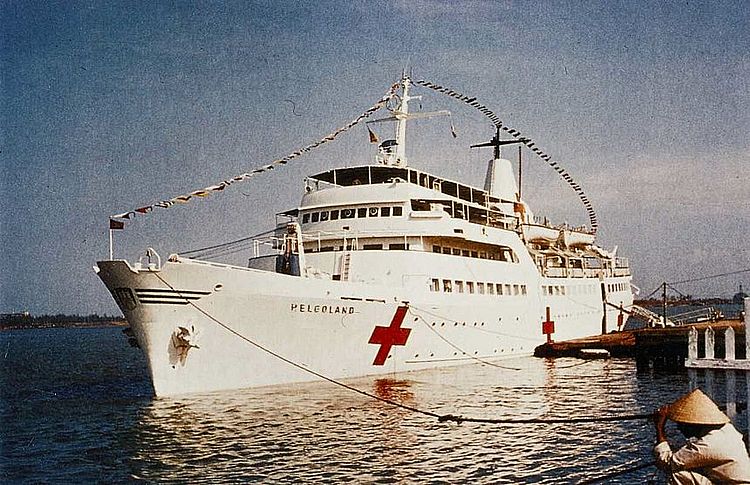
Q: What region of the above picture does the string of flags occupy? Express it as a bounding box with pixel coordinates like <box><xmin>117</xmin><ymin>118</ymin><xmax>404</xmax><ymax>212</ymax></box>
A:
<box><xmin>110</xmin><ymin>77</ymin><xmax>598</xmax><ymax>235</ymax></box>
<box><xmin>109</xmin><ymin>82</ymin><xmax>402</xmax><ymax>229</ymax></box>
<box><xmin>414</xmin><ymin>79</ymin><xmax>599</xmax><ymax>234</ymax></box>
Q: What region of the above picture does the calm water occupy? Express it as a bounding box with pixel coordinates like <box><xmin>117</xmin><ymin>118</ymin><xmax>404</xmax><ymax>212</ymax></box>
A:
<box><xmin>1</xmin><ymin>327</ymin><xmax>747</xmax><ymax>483</ymax></box>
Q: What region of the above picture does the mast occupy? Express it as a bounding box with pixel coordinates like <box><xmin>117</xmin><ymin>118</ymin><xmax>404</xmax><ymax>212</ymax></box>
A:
<box><xmin>367</xmin><ymin>76</ymin><xmax>450</xmax><ymax>167</ymax></box>
<box><xmin>393</xmin><ymin>77</ymin><xmax>412</xmax><ymax>167</ymax></box>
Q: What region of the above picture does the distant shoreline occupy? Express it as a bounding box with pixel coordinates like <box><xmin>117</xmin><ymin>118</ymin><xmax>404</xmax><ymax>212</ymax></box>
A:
<box><xmin>0</xmin><ymin>320</ymin><xmax>128</xmax><ymax>331</ymax></box>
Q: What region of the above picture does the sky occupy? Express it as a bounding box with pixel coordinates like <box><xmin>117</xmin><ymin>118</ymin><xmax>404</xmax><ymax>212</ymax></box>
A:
<box><xmin>1</xmin><ymin>0</ymin><xmax>748</xmax><ymax>315</ymax></box>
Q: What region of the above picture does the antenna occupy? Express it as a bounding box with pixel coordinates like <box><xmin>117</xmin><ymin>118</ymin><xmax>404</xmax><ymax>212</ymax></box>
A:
<box><xmin>470</xmin><ymin>127</ymin><xmax>526</xmax><ymax>159</ymax></box>
<box><xmin>518</xmin><ymin>145</ymin><xmax>522</xmax><ymax>200</ymax></box>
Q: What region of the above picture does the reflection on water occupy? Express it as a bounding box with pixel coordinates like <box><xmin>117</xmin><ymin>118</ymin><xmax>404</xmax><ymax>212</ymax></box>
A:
<box><xmin>120</xmin><ymin>359</ymin><xmax>690</xmax><ymax>483</ymax></box>
<box><xmin>3</xmin><ymin>328</ymin><xmax>746</xmax><ymax>483</ymax></box>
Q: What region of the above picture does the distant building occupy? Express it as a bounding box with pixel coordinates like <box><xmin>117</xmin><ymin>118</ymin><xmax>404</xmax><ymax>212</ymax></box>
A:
<box><xmin>734</xmin><ymin>284</ymin><xmax>748</xmax><ymax>305</ymax></box>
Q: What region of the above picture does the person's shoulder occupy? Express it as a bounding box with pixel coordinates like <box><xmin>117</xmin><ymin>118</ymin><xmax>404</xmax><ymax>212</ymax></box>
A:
<box><xmin>703</xmin><ymin>423</ymin><xmax>746</xmax><ymax>450</ymax></box>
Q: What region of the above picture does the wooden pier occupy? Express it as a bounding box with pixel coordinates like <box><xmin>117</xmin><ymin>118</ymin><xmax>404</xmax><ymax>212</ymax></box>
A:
<box><xmin>534</xmin><ymin>319</ymin><xmax>745</xmax><ymax>371</ymax></box>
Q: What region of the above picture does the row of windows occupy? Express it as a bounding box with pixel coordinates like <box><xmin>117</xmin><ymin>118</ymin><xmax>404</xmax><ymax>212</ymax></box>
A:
<box><xmin>542</xmin><ymin>284</ymin><xmax>600</xmax><ymax>296</ymax></box>
<box><xmin>431</xmin><ymin>279</ymin><xmax>528</xmax><ymax>296</ymax></box>
<box><xmin>309</xmin><ymin>243</ymin><xmax>408</xmax><ymax>253</ymax></box>
<box><xmin>431</xmin><ymin>245</ymin><xmax>517</xmax><ymax>263</ymax></box>
<box><xmin>541</xmin><ymin>282</ymin><xmax>627</xmax><ymax>297</ymax></box>
<box><xmin>302</xmin><ymin>206</ymin><xmax>403</xmax><ymax>224</ymax></box>
<box><xmin>543</xmin><ymin>285</ymin><xmax>567</xmax><ymax>296</ymax></box>
<box><xmin>608</xmin><ymin>282</ymin><xmax>628</xmax><ymax>292</ymax></box>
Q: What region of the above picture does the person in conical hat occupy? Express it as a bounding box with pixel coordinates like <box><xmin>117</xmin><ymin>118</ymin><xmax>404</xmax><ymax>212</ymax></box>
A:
<box><xmin>653</xmin><ymin>388</ymin><xmax>750</xmax><ymax>484</ymax></box>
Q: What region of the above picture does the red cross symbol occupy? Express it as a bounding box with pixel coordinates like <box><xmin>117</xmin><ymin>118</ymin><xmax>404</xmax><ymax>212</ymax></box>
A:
<box><xmin>542</xmin><ymin>306</ymin><xmax>555</xmax><ymax>343</ymax></box>
<box><xmin>368</xmin><ymin>305</ymin><xmax>411</xmax><ymax>366</ymax></box>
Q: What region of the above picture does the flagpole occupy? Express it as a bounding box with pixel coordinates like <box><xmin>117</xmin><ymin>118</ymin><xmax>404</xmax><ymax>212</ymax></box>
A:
<box><xmin>109</xmin><ymin>228</ymin><xmax>114</xmax><ymax>260</ymax></box>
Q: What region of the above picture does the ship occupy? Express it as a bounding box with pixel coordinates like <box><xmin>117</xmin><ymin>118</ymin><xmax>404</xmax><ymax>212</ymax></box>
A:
<box><xmin>96</xmin><ymin>76</ymin><xmax>634</xmax><ymax>396</ymax></box>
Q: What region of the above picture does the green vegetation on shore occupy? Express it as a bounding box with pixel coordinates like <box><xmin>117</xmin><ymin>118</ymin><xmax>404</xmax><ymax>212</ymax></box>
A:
<box><xmin>0</xmin><ymin>312</ymin><xmax>126</xmax><ymax>330</ymax></box>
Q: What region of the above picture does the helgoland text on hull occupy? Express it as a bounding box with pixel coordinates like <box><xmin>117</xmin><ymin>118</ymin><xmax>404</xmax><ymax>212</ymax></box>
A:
<box><xmin>97</xmin><ymin>76</ymin><xmax>634</xmax><ymax>396</ymax></box>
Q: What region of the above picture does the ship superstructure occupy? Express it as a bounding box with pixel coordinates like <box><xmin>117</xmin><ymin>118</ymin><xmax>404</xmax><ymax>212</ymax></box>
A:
<box><xmin>96</xmin><ymin>77</ymin><xmax>633</xmax><ymax>396</ymax></box>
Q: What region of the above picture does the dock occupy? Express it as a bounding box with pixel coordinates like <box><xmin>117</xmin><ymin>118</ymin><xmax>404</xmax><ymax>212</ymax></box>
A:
<box><xmin>534</xmin><ymin>319</ymin><xmax>745</xmax><ymax>370</ymax></box>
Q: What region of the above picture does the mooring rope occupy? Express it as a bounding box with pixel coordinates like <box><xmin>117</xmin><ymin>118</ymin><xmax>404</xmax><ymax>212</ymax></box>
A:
<box><xmin>577</xmin><ymin>459</ymin><xmax>656</xmax><ymax>484</ymax></box>
<box><xmin>413</xmin><ymin>78</ymin><xmax>599</xmax><ymax>234</ymax></box>
<box><xmin>152</xmin><ymin>272</ymin><xmax>653</xmax><ymax>426</ymax></box>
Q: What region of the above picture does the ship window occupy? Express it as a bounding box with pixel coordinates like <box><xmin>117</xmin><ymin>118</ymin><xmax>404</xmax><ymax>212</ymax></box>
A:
<box><xmin>505</xmin><ymin>284</ymin><xmax>512</xmax><ymax>295</ymax></box>
<box><xmin>487</xmin><ymin>283</ymin><xmax>495</xmax><ymax>295</ymax></box>
<box><xmin>302</xmin><ymin>213</ymin><xmax>310</xmax><ymax>223</ymax></box>
<box><xmin>496</xmin><ymin>283</ymin><xmax>503</xmax><ymax>295</ymax></box>
<box><xmin>393</xmin><ymin>206</ymin><xmax>403</xmax><ymax>216</ymax></box>
<box><xmin>389</xmin><ymin>243</ymin><xmax>407</xmax><ymax>250</ymax></box>
<box><xmin>455</xmin><ymin>281</ymin><xmax>464</xmax><ymax>293</ymax></box>
<box><xmin>513</xmin><ymin>285</ymin><xmax>520</xmax><ymax>296</ymax></box>
<box><xmin>330</xmin><ymin>210</ymin><xmax>339</xmax><ymax>220</ymax></box>
<box><xmin>320</xmin><ymin>247</ymin><xmax>334</xmax><ymax>252</ymax></box>
<box><xmin>443</xmin><ymin>280</ymin><xmax>452</xmax><ymax>293</ymax></box>
<box><xmin>369</xmin><ymin>207</ymin><xmax>379</xmax><ymax>217</ymax></box>
<box><xmin>363</xmin><ymin>244</ymin><xmax>382</xmax><ymax>250</ymax></box>
<box><xmin>462</xmin><ymin>250</ymin><xmax>470</xmax><ymax>257</ymax></box>
<box><xmin>561</xmin><ymin>286</ymin><xmax>566</xmax><ymax>296</ymax></box>
<box><xmin>341</xmin><ymin>208</ymin><xmax>355</xmax><ymax>219</ymax></box>
<box><xmin>452</xmin><ymin>248</ymin><xmax>461</xmax><ymax>256</ymax></box>
<box><xmin>479</xmin><ymin>251</ymin><xmax>487</xmax><ymax>259</ymax></box>
<box><xmin>411</xmin><ymin>199</ymin><xmax>431</xmax><ymax>211</ymax></box>
<box><xmin>442</xmin><ymin>247</ymin><xmax>451</xmax><ymax>255</ymax></box>
<box><xmin>471</xmin><ymin>251</ymin><xmax>478</xmax><ymax>258</ymax></box>
<box><xmin>431</xmin><ymin>279</ymin><xmax>440</xmax><ymax>292</ymax></box>
<box><xmin>320</xmin><ymin>211</ymin><xmax>329</xmax><ymax>221</ymax></box>
<box><xmin>521</xmin><ymin>285</ymin><xmax>527</xmax><ymax>295</ymax></box>
<box><xmin>477</xmin><ymin>283</ymin><xmax>485</xmax><ymax>294</ymax></box>
<box><xmin>381</xmin><ymin>207</ymin><xmax>391</xmax><ymax>217</ymax></box>
<box><xmin>311</xmin><ymin>212</ymin><xmax>320</xmax><ymax>223</ymax></box>
<box><xmin>467</xmin><ymin>282</ymin><xmax>474</xmax><ymax>294</ymax></box>
<box><xmin>358</xmin><ymin>208</ymin><xmax>367</xmax><ymax>218</ymax></box>
<box><xmin>433</xmin><ymin>245</ymin><xmax>441</xmax><ymax>253</ymax></box>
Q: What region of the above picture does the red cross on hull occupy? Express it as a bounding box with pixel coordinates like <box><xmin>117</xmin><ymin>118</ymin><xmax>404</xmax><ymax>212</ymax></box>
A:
<box><xmin>368</xmin><ymin>305</ymin><xmax>411</xmax><ymax>366</ymax></box>
<box><xmin>542</xmin><ymin>306</ymin><xmax>555</xmax><ymax>343</ymax></box>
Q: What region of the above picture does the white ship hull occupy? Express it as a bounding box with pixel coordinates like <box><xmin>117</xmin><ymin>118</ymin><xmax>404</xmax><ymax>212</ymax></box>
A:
<box><xmin>96</xmin><ymin>255</ymin><xmax>632</xmax><ymax>396</ymax></box>
<box><xmin>98</xmin><ymin>76</ymin><xmax>635</xmax><ymax>396</ymax></box>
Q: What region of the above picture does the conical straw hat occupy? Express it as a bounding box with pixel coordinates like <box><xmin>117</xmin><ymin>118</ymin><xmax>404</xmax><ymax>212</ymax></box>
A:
<box><xmin>667</xmin><ymin>389</ymin><xmax>730</xmax><ymax>425</ymax></box>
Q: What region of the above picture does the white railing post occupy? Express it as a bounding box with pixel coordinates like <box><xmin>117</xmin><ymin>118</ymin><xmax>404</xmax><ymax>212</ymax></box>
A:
<box><xmin>726</xmin><ymin>327</ymin><xmax>736</xmax><ymax>361</ymax></box>
<box><xmin>688</xmin><ymin>327</ymin><xmax>698</xmax><ymax>360</ymax></box>
<box><xmin>705</xmin><ymin>327</ymin><xmax>715</xmax><ymax>359</ymax></box>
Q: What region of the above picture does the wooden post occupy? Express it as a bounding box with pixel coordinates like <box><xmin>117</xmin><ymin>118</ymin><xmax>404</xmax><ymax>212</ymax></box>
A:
<box><xmin>705</xmin><ymin>327</ymin><xmax>715</xmax><ymax>359</ymax></box>
<box><xmin>726</xmin><ymin>327</ymin><xmax>736</xmax><ymax>361</ymax></box>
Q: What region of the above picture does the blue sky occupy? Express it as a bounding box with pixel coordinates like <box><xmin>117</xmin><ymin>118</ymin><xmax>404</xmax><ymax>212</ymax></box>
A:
<box><xmin>2</xmin><ymin>0</ymin><xmax>748</xmax><ymax>314</ymax></box>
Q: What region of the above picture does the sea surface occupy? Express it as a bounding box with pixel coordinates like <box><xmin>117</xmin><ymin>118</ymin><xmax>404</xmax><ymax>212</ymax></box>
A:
<box><xmin>1</xmin><ymin>326</ymin><xmax>748</xmax><ymax>484</ymax></box>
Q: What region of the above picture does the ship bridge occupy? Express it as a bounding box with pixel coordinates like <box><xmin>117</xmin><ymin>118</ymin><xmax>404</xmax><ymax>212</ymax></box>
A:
<box><xmin>301</xmin><ymin>165</ymin><xmax>521</xmax><ymax>231</ymax></box>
